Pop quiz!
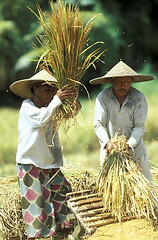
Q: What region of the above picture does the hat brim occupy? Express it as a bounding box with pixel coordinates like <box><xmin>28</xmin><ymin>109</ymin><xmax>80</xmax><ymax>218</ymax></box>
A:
<box><xmin>10</xmin><ymin>79</ymin><xmax>57</xmax><ymax>99</ymax></box>
<box><xmin>90</xmin><ymin>74</ymin><xmax>155</xmax><ymax>85</ymax></box>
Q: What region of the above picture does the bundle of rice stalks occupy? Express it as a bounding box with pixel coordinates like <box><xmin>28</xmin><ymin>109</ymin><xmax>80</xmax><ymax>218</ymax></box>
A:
<box><xmin>31</xmin><ymin>0</ymin><xmax>105</xmax><ymax>130</ymax></box>
<box><xmin>97</xmin><ymin>134</ymin><xmax>158</xmax><ymax>222</ymax></box>
<box><xmin>63</xmin><ymin>165</ymin><xmax>98</xmax><ymax>192</ymax></box>
<box><xmin>0</xmin><ymin>177</ymin><xmax>26</xmax><ymax>240</ymax></box>
<box><xmin>151</xmin><ymin>167</ymin><xmax>158</xmax><ymax>184</ymax></box>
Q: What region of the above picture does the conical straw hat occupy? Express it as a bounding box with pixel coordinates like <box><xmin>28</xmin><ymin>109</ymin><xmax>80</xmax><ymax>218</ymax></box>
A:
<box><xmin>10</xmin><ymin>69</ymin><xmax>58</xmax><ymax>98</ymax></box>
<box><xmin>90</xmin><ymin>60</ymin><xmax>154</xmax><ymax>84</ymax></box>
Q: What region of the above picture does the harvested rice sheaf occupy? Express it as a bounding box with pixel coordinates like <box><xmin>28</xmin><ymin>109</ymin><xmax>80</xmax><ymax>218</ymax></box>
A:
<box><xmin>97</xmin><ymin>134</ymin><xmax>158</xmax><ymax>222</ymax></box>
<box><xmin>32</xmin><ymin>0</ymin><xmax>105</xmax><ymax>131</ymax></box>
<box><xmin>64</xmin><ymin>165</ymin><xmax>97</xmax><ymax>192</ymax></box>
<box><xmin>0</xmin><ymin>177</ymin><xmax>26</xmax><ymax>240</ymax></box>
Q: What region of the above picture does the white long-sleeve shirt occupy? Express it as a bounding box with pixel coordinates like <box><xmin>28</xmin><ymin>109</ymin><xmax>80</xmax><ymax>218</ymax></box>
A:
<box><xmin>94</xmin><ymin>87</ymin><xmax>147</xmax><ymax>163</ymax></box>
<box><xmin>16</xmin><ymin>95</ymin><xmax>64</xmax><ymax>169</ymax></box>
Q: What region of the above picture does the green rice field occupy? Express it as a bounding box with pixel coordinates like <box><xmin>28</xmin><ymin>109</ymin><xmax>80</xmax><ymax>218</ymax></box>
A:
<box><xmin>0</xmin><ymin>86</ymin><xmax>158</xmax><ymax>177</ymax></box>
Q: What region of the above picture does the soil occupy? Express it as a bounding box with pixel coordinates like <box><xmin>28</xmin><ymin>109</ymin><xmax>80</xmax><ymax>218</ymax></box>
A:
<box><xmin>86</xmin><ymin>219</ymin><xmax>158</xmax><ymax>240</ymax></box>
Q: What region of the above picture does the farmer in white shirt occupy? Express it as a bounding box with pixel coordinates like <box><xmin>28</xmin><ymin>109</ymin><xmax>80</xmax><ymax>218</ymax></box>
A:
<box><xmin>90</xmin><ymin>60</ymin><xmax>154</xmax><ymax>183</ymax></box>
<box><xmin>10</xmin><ymin>70</ymin><xmax>77</xmax><ymax>239</ymax></box>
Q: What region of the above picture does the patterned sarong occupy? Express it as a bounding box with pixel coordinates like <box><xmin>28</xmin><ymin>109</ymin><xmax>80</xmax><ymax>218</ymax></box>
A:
<box><xmin>17</xmin><ymin>164</ymin><xmax>72</xmax><ymax>239</ymax></box>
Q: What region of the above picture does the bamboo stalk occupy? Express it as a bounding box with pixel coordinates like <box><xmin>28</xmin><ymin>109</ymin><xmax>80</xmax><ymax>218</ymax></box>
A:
<box><xmin>68</xmin><ymin>193</ymin><xmax>101</xmax><ymax>202</ymax></box>
<box><xmin>73</xmin><ymin>197</ymin><xmax>102</xmax><ymax>207</ymax></box>
<box><xmin>81</xmin><ymin>208</ymin><xmax>104</xmax><ymax>217</ymax></box>
<box><xmin>77</xmin><ymin>204</ymin><xmax>103</xmax><ymax>213</ymax></box>
<box><xmin>45</xmin><ymin>169</ymin><xmax>60</xmax><ymax>185</ymax></box>
<box><xmin>88</xmin><ymin>215</ymin><xmax>137</xmax><ymax>228</ymax></box>
<box><xmin>67</xmin><ymin>189</ymin><xmax>94</xmax><ymax>197</ymax></box>
<box><xmin>83</xmin><ymin>213</ymin><xmax>112</xmax><ymax>223</ymax></box>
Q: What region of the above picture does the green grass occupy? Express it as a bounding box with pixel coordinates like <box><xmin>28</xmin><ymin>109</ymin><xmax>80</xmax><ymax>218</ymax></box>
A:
<box><xmin>0</xmin><ymin>108</ymin><xmax>18</xmax><ymax>176</ymax></box>
<box><xmin>0</xmin><ymin>94</ymin><xmax>158</xmax><ymax>177</ymax></box>
<box><xmin>133</xmin><ymin>79</ymin><xmax>158</xmax><ymax>97</ymax></box>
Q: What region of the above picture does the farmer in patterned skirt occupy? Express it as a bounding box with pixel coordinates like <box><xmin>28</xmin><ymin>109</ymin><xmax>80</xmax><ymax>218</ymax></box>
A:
<box><xmin>10</xmin><ymin>70</ymin><xmax>77</xmax><ymax>239</ymax></box>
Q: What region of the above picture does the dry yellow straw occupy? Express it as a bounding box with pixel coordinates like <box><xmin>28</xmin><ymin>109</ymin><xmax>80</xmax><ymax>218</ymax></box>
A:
<box><xmin>0</xmin><ymin>177</ymin><xmax>26</xmax><ymax>240</ymax></box>
<box><xmin>30</xmin><ymin>0</ymin><xmax>105</xmax><ymax>131</ymax></box>
<box><xmin>97</xmin><ymin>134</ymin><xmax>158</xmax><ymax>222</ymax></box>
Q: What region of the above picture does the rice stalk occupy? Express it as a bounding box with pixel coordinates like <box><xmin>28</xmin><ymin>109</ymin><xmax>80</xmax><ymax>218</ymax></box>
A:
<box><xmin>0</xmin><ymin>178</ymin><xmax>26</xmax><ymax>240</ymax></box>
<box><xmin>97</xmin><ymin>134</ymin><xmax>158</xmax><ymax>222</ymax></box>
<box><xmin>64</xmin><ymin>165</ymin><xmax>97</xmax><ymax>192</ymax></box>
<box><xmin>31</xmin><ymin>0</ymin><xmax>105</xmax><ymax>130</ymax></box>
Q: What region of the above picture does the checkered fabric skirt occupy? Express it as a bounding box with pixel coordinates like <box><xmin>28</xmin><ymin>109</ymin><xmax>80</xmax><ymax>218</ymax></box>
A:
<box><xmin>17</xmin><ymin>164</ymin><xmax>72</xmax><ymax>239</ymax></box>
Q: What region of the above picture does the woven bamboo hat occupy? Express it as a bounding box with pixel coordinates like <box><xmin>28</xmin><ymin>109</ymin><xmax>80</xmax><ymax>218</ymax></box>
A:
<box><xmin>10</xmin><ymin>69</ymin><xmax>58</xmax><ymax>98</ymax></box>
<box><xmin>90</xmin><ymin>60</ymin><xmax>154</xmax><ymax>84</ymax></box>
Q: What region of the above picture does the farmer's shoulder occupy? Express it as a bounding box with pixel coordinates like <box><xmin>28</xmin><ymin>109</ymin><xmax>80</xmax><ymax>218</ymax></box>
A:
<box><xmin>97</xmin><ymin>87</ymin><xmax>112</xmax><ymax>101</ymax></box>
<box><xmin>20</xmin><ymin>99</ymin><xmax>32</xmax><ymax>108</ymax></box>
<box><xmin>130</xmin><ymin>87</ymin><xmax>146</xmax><ymax>100</ymax></box>
<box><xmin>20</xmin><ymin>99</ymin><xmax>36</xmax><ymax>113</ymax></box>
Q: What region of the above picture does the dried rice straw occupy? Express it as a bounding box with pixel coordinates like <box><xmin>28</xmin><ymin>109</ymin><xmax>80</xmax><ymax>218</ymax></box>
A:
<box><xmin>0</xmin><ymin>177</ymin><xmax>26</xmax><ymax>240</ymax></box>
<box><xmin>63</xmin><ymin>165</ymin><xmax>97</xmax><ymax>192</ymax></box>
<box><xmin>30</xmin><ymin>0</ymin><xmax>105</xmax><ymax>131</ymax></box>
<box><xmin>97</xmin><ymin>134</ymin><xmax>158</xmax><ymax>222</ymax></box>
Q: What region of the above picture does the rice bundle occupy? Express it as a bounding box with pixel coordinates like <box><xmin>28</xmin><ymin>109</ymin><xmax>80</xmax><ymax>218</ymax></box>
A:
<box><xmin>64</xmin><ymin>165</ymin><xmax>97</xmax><ymax>191</ymax></box>
<box><xmin>0</xmin><ymin>177</ymin><xmax>26</xmax><ymax>240</ymax></box>
<box><xmin>97</xmin><ymin>134</ymin><xmax>158</xmax><ymax>222</ymax></box>
<box><xmin>32</xmin><ymin>0</ymin><xmax>105</xmax><ymax>130</ymax></box>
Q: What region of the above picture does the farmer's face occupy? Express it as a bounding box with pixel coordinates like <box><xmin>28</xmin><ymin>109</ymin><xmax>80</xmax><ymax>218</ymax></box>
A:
<box><xmin>33</xmin><ymin>84</ymin><xmax>57</xmax><ymax>107</ymax></box>
<box><xmin>112</xmin><ymin>77</ymin><xmax>131</xmax><ymax>99</ymax></box>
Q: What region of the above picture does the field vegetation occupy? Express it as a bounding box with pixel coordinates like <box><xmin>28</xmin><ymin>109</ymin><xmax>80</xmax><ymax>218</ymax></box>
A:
<box><xmin>0</xmin><ymin>82</ymin><xmax>158</xmax><ymax>240</ymax></box>
<box><xmin>0</xmin><ymin>80</ymin><xmax>158</xmax><ymax>177</ymax></box>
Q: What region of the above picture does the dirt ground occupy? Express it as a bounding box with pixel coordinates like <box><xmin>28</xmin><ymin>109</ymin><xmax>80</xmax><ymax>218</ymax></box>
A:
<box><xmin>86</xmin><ymin>219</ymin><xmax>158</xmax><ymax>240</ymax></box>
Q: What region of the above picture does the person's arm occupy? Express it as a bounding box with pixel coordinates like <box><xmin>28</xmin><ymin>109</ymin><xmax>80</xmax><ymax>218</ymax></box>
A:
<box><xmin>27</xmin><ymin>95</ymin><xmax>62</xmax><ymax>127</ymax></box>
<box><xmin>27</xmin><ymin>86</ymin><xmax>78</xmax><ymax>128</ymax></box>
<box><xmin>127</xmin><ymin>93</ymin><xmax>147</xmax><ymax>149</ymax></box>
<box><xmin>94</xmin><ymin>94</ymin><xmax>110</xmax><ymax>149</ymax></box>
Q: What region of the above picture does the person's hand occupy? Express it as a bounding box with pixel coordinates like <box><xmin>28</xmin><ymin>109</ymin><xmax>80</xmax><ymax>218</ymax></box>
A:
<box><xmin>56</xmin><ymin>85</ymin><xmax>78</xmax><ymax>101</ymax></box>
<box><xmin>124</xmin><ymin>143</ymin><xmax>130</xmax><ymax>151</ymax></box>
<box><xmin>105</xmin><ymin>141</ymin><xmax>116</xmax><ymax>154</ymax></box>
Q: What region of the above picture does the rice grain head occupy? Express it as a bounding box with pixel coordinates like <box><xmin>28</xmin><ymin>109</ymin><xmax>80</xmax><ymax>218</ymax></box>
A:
<box><xmin>31</xmin><ymin>0</ymin><xmax>105</xmax><ymax>130</ymax></box>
